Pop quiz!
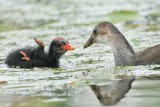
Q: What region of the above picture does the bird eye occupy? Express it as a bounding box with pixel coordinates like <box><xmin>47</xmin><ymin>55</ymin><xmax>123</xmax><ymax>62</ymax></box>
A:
<box><xmin>61</xmin><ymin>41</ymin><xmax>66</xmax><ymax>45</ymax></box>
<box><xmin>93</xmin><ymin>29</ymin><xmax>98</xmax><ymax>35</ymax></box>
<box><xmin>57</xmin><ymin>43</ymin><xmax>61</xmax><ymax>47</ymax></box>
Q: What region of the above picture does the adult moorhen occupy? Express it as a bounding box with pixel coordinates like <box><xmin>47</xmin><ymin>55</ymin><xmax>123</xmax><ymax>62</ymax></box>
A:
<box><xmin>84</xmin><ymin>21</ymin><xmax>160</xmax><ymax>66</ymax></box>
<box><xmin>5</xmin><ymin>37</ymin><xmax>75</xmax><ymax>68</ymax></box>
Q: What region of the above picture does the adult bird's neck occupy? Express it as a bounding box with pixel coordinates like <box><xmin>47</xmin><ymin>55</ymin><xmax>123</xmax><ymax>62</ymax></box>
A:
<box><xmin>111</xmin><ymin>33</ymin><xmax>135</xmax><ymax>66</ymax></box>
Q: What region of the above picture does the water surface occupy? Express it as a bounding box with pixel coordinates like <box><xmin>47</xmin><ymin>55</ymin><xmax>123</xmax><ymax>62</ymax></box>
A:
<box><xmin>0</xmin><ymin>0</ymin><xmax>160</xmax><ymax>107</ymax></box>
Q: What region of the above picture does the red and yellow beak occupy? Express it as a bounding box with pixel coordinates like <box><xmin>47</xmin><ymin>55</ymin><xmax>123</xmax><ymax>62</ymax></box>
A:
<box><xmin>62</xmin><ymin>44</ymin><xmax>75</xmax><ymax>51</ymax></box>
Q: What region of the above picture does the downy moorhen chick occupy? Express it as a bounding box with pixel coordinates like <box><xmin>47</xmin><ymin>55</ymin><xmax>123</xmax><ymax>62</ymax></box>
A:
<box><xmin>5</xmin><ymin>37</ymin><xmax>75</xmax><ymax>68</ymax></box>
<box><xmin>84</xmin><ymin>21</ymin><xmax>160</xmax><ymax>66</ymax></box>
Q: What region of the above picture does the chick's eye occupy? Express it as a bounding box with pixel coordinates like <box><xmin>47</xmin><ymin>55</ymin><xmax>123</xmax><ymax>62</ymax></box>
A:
<box><xmin>61</xmin><ymin>41</ymin><xmax>66</xmax><ymax>45</ymax></box>
<box><xmin>93</xmin><ymin>29</ymin><xmax>98</xmax><ymax>35</ymax></box>
<box><xmin>57</xmin><ymin>43</ymin><xmax>61</xmax><ymax>47</ymax></box>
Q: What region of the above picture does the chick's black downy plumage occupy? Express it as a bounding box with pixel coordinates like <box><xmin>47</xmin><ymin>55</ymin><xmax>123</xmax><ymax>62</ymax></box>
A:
<box><xmin>5</xmin><ymin>37</ymin><xmax>75</xmax><ymax>68</ymax></box>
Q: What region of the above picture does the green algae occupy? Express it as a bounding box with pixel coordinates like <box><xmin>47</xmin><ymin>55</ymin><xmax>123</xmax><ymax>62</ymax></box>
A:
<box><xmin>145</xmin><ymin>25</ymin><xmax>160</xmax><ymax>32</ymax></box>
<box><xmin>131</xmin><ymin>38</ymin><xmax>143</xmax><ymax>46</ymax></box>
<box><xmin>107</xmin><ymin>10</ymin><xmax>141</xmax><ymax>23</ymax></box>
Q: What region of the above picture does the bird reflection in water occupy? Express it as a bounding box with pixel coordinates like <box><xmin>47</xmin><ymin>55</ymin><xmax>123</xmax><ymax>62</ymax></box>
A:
<box><xmin>89</xmin><ymin>77</ymin><xmax>135</xmax><ymax>105</ymax></box>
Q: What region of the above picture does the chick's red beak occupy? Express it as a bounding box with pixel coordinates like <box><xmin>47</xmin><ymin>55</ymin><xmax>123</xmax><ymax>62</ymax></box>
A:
<box><xmin>62</xmin><ymin>44</ymin><xmax>75</xmax><ymax>51</ymax></box>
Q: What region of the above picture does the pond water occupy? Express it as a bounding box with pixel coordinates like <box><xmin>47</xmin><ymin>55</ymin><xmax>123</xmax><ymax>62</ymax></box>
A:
<box><xmin>0</xmin><ymin>0</ymin><xmax>160</xmax><ymax>107</ymax></box>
